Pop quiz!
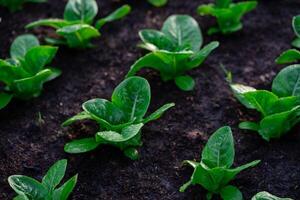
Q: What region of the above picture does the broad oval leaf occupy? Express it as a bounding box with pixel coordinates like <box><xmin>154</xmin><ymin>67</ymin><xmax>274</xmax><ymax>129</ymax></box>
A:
<box><xmin>276</xmin><ymin>49</ymin><xmax>300</xmax><ymax>64</ymax></box>
<box><xmin>112</xmin><ymin>77</ymin><xmax>151</xmax><ymax>121</ymax></box>
<box><xmin>42</xmin><ymin>159</ymin><xmax>67</xmax><ymax>191</ymax></box>
<box><xmin>252</xmin><ymin>191</ymin><xmax>292</xmax><ymax>200</ymax></box>
<box><xmin>293</xmin><ymin>15</ymin><xmax>300</xmax><ymax>38</ymax></box>
<box><xmin>64</xmin><ymin>137</ymin><xmax>100</xmax><ymax>153</ymax></box>
<box><xmin>175</xmin><ymin>75</ymin><xmax>195</xmax><ymax>91</ymax></box>
<box><xmin>8</xmin><ymin>175</ymin><xmax>47</xmax><ymax>200</ymax></box>
<box><xmin>83</xmin><ymin>98</ymin><xmax>125</xmax><ymax>125</ymax></box>
<box><xmin>64</xmin><ymin>0</ymin><xmax>98</xmax><ymax>23</ymax></box>
<box><xmin>10</xmin><ymin>34</ymin><xmax>39</xmax><ymax>60</ymax></box>
<box><xmin>272</xmin><ymin>64</ymin><xmax>300</xmax><ymax>97</ymax></box>
<box><xmin>162</xmin><ymin>15</ymin><xmax>203</xmax><ymax>52</ymax></box>
<box><xmin>139</xmin><ymin>29</ymin><xmax>175</xmax><ymax>51</ymax></box>
<box><xmin>201</xmin><ymin>126</ymin><xmax>234</xmax><ymax>168</ymax></box>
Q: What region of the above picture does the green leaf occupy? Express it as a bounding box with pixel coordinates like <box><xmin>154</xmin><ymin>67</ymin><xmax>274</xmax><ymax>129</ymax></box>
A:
<box><xmin>293</xmin><ymin>15</ymin><xmax>300</xmax><ymax>38</ymax></box>
<box><xmin>13</xmin><ymin>195</ymin><xmax>27</xmax><ymax>200</ymax></box>
<box><xmin>8</xmin><ymin>175</ymin><xmax>47</xmax><ymax>200</ymax></box>
<box><xmin>53</xmin><ymin>174</ymin><xmax>78</xmax><ymax>200</ymax></box>
<box><xmin>147</xmin><ymin>0</ymin><xmax>167</xmax><ymax>7</ymax></box>
<box><xmin>64</xmin><ymin>0</ymin><xmax>98</xmax><ymax>24</ymax></box>
<box><xmin>96</xmin><ymin>123</ymin><xmax>143</xmax><ymax>143</ymax></box>
<box><xmin>276</xmin><ymin>49</ymin><xmax>300</xmax><ymax>64</ymax></box>
<box><xmin>239</xmin><ymin>121</ymin><xmax>260</xmax><ymax>131</ymax></box>
<box><xmin>220</xmin><ymin>185</ymin><xmax>243</xmax><ymax>200</ymax></box>
<box><xmin>26</xmin><ymin>19</ymin><xmax>72</xmax><ymax>29</ymax></box>
<box><xmin>23</xmin><ymin>46</ymin><xmax>58</xmax><ymax>75</ymax></box>
<box><xmin>62</xmin><ymin>111</ymin><xmax>93</xmax><ymax>127</ymax></box>
<box><xmin>162</xmin><ymin>15</ymin><xmax>203</xmax><ymax>52</ymax></box>
<box><xmin>251</xmin><ymin>191</ymin><xmax>292</xmax><ymax>200</ymax></box>
<box><xmin>95</xmin><ymin>5</ymin><xmax>131</xmax><ymax>29</ymax></box>
<box><xmin>142</xmin><ymin>103</ymin><xmax>175</xmax><ymax>124</ymax></box>
<box><xmin>292</xmin><ymin>38</ymin><xmax>300</xmax><ymax>49</ymax></box>
<box><xmin>123</xmin><ymin>147</ymin><xmax>139</xmax><ymax>160</ymax></box>
<box><xmin>10</xmin><ymin>34</ymin><xmax>39</xmax><ymax>60</ymax></box>
<box><xmin>175</xmin><ymin>75</ymin><xmax>195</xmax><ymax>91</ymax></box>
<box><xmin>42</xmin><ymin>159</ymin><xmax>67</xmax><ymax>191</ymax></box>
<box><xmin>201</xmin><ymin>126</ymin><xmax>234</xmax><ymax>168</ymax></box>
<box><xmin>230</xmin><ymin>83</ymin><xmax>257</xmax><ymax>109</ymax></box>
<box><xmin>0</xmin><ymin>92</ymin><xmax>13</xmax><ymax>110</ymax></box>
<box><xmin>57</xmin><ymin>24</ymin><xmax>100</xmax><ymax>48</ymax></box>
<box><xmin>83</xmin><ymin>98</ymin><xmax>125</xmax><ymax>125</ymax></box>
<box><xmin>139</xmin><ymin>29</ymin><xmax>175</xmax><ymax>51</ymax></box>
<box><xmin>64</xmin><ymin>137</ymin><xmax>100</xmax><ymax>153</ymax></box>
<box><xmin>272</xmin><ymin>64</ymin><xmax>300</xmax><ymax>97</ymax></box>
<box><xmin>216</xmin><ymin>0</ymin><xmax>232</xmax><ymax>8</ymax></box>
<box><xmin>112</xmin><ymin>77</ymin><xmax>151</xmax><ymax>121</ymax></box>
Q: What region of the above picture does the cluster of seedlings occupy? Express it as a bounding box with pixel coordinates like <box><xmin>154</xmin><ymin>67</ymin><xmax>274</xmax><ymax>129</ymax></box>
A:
<box><xmin>0</xmin><ymin>0</ymin><xmax>298</xmax><ymax>199</ymax></box>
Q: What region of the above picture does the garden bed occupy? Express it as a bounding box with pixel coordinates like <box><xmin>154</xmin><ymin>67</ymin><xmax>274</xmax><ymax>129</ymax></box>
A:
<box><xmin>1</xmin><ymin>0</ymin><xmax>300</xmax><ymax>199</ymax></box>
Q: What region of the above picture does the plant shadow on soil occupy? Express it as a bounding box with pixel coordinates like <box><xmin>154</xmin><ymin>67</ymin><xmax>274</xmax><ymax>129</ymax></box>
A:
<box><xmin>0</xmin><ymin>0</ymin><xmax>300</xmax><ymax>199</ymax></box>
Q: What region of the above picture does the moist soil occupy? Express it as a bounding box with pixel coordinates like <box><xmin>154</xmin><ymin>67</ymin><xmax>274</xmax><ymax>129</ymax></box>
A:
<box><xmin>1</xmin><ymin>0</ymin><xmax>300</xmax><ymax>199</ymax></box>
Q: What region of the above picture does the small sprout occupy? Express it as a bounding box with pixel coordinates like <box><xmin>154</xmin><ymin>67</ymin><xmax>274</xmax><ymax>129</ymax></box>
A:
<box><xmin>0</xmin><ymin>0</ymin><xmax>46</xmax><ymax>12</ymax></box>
<box><xmin>0</xmin><ymin>34</ymin><xmax>61</xmax><ymax>110</ymax></box>
<box><xmin>276</xmin><ymin>49</ymin><xmax>300</xmax><ymax>64</ymax></box>
<box><xmin>26</xmin><ymin>0</ymin><xmax>131</xmax><ymax>48</ymax></box>
<box><xmin>231</xmin><ymin>64</ymin><xmax>300</xmax><ymax>141</ymax></box>
<box><xmin>147</xmin><ymin>0</ymin><xmax>167</xmax><ymax>7</ymax></box>
<box><xmin>62</xmin><ymin>76</ymin><xmax>174</xmax><ymax>160</ymax></box>
<box><xmin>180</xmin><ymin>126</ymin><xmax>260</xmax><ymax>200</ymax></box>
<box><xmin>8</xmin><ymin>159</ymin><xmax>78</xmax><ymax>200</ymax></box>
<box><xmin>197</xmin><ymin>0</ymin><xmax>257</xmax><ymax>35</ymax></box>
<box><xmin>252</xmin><ymin>191</ymin><xmax>293</xmax><ymax>200</ymax></box>
<box><xmin>292</xmin><ymin>15</ymin><xmax>300</xmax><ymax>48</ymax></box>
<box><xmin>126</xmin><ymin>15</ymin><xmax>219</xmax><ymax>91</ymax></box>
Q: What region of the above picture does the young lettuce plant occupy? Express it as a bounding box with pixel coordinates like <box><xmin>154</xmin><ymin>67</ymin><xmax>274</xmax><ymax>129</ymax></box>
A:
<box><xmin>62</xmin><ymin>76</ymin><xmax>174</xmax><ymax>160</ymax></box>
<box><xmin>252</xmin><ymin>192</ymin><xmax>292</xmax><ymax>200</ymax></box>
<box><xmin>230</xmin><ymin>64</ymin><xmax>300</xmax><ymax>141</ymax></box>
<box><xmin>147</xmin><ymin>0</ymin><xmax>167</xmax><ymax>7</ymax></box>
<box><xmin>180</xmin><ymin>126</ymin><xmax>260</xmax><ymax>200</ymax></box>
<box><xmin>197</xmin><ymin>0</ymin><xmax>257</xmax><ymax>35</ymax></box>
<box><xmin>8</xmin><ymin>159</ymin><xmax>77</xmax><ymax>200</ymax></box>
<box><xmin>0</xmin><ymin>34</ymin><xmax>61</xmax><ymax>110</ymax></box>
<box><xmin>26</xmin><ymin>0</ymin><xmax>131</xmax><ymax>48</ymax></box>
<box><xmin>0</xmin><ymin>0</ymin><xmax>46</xmax><ymax>12</ymax></box>
<box><xmin>126</xmin><ymin>15</ymin><xmax>219</xmax><ymax>91</ymax></box>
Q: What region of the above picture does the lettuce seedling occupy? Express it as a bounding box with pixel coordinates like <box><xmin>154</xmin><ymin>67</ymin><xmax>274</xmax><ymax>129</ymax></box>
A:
<box><xmin>231</xmin><ymin>64</ymin><xmax>300</xmax><ymax>141</ymax></box>
<box><xmin>0</xmin><ymin>0</ymin><xmax>46</xmax><ymax>12</ymax></box>
<box><xmin>180</xmin><ymin>126</ymin><xmax>260</xmax><ymax>200</ymax></box>
<box><xmin>26</xmin><ymin>0</ymin><xmax>131</xmax><ymax>48</ymax></box>
<box><xmin>276</xmin><ymin>49</ymin><xmax>300</xmax><ymax>64</ymax></box>
<box><xmin>292</xmin><ymin>15</ymin><xmax>300</xmax><ymax>48</ymax></box>
<box><xmin>197</xmin><ymin>0</ymin><xmax>257</xmax><ymax>35</ymax></box>
<box><xmin>126</xmin><ymin>15</ymin><xmax>219</xmax><ymax>91</ymax></box>
<box><xmin>62</xmin><ymin>76</ymin><xmax>174</xmax><ymax>160</ymax></box>
<box><xmin>0</xmin><ymin>34</ymin><xmax>61</xmax><ymax>110</ymax></box>
<box><xmin>252</xmin><ymin>192</ymin><xmax>292</xmax><ymax>200</ymax></box>
<box><xmin>8</xmin><ymin>159</ymin><xmax>78</xmax><ymax>200</ymax></box>
<box><xmin>147</xmin><ymin>0</ymin><xmax>167</xmax><ymax>7</ymax></box>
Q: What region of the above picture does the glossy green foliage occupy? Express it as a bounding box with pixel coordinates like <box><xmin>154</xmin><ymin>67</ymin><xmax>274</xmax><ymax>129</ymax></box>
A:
<box><xmin>126</xmin><ymin>15</ymin><xmax>219</xmax><ymax>91</ymax></box>
<box><xmin>8</xmin><ymin>159</ymin><xmax>78</xmax><ymax>200</ymax></box>
<box><xmin>62</xmin><ymin>76</ymin><xmax>174</xmax><ymax>160</ymax></box>
<box><xmin>232</xmin><ymin>65</ymin><xmax>300</xmax><ymax>141</ymax></box>
<box><xmin>276</xmin><ymin>49</ymin><xmax>300</xmax><ymax>64</ymax></box>
<box><xmin>292</xmin><ymin>15</ymin><xmax>300</xmax><ymax>48</ymax></box>
<box><xmin>197</xmin><ymin>0</ymin><xmax>257</xmax><ymax>35</ymax></box>
<box><xmin>180</xmin><ymin>126</ymin><xmax>260</xmax><ymax>200</ymax></box>
<box><xmin>252</xmin><ymin>191</ymin><xmax>293</xmax><ymax>200</ymax></box>
<box><xmin>0</xmin><ymin>0</ymin><xmax>46</xmax><ymax>12</ymax></box>
<box><xmin>26</xmin><ymin>0</ymin><xmax>131</xmax><ymax>48</ymax></box>
<box><xmin>0</xmin><ymin>34</ymin><xmax>61</xmax><ymax>110</ymax></box>
<box><xmin>147</xmin><ymin>0</ymin><xmax>167</xmax><ymax>7</ymax></box>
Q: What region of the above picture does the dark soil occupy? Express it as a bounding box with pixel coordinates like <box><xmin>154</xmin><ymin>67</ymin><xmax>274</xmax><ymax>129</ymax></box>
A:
<box><xmin>1</xmin><ymin>0</ymin><xmax>300</xmax><ymax>199</ymax></box>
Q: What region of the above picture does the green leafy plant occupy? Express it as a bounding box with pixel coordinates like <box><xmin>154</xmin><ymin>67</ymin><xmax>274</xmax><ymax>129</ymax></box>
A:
<box><xmin>230</xmin><ymin>64</ymin><xmax>300</xmax><ymax>141</ymax></box>
<box><xmin>62</xmin><ymin>76</ymin><xmax>174</xmax><ymax>160</ymax></box>
<box><xmin>0</xmin><ymin>0</ymin><xmax>46</xmax><ymax>12</ymax></box>
<box><xmin>197</xmin><ymin>0</ymin><xmax>257</xmax><ymax>35</ymax></box>
<box><xmin>0</xmin><ymin>34</ymin><xmax>61</xmax><ymax>110</ymax></box>
<box><xmin>126</xmin><ymin>15</ymin><xmax>219</xmax><ymax>91</ymax></box>
<box><xmin>147</xmin><ymin>0</ymin><xmax>167</xmax><ymax>7</ymax></box>
<box><xmin>26</xmin><ymin>0</ymin><xmax>131</xmax><ymax>48</ymax></box>
<box><xmin>8</xmin><ymin>159</ymin><xmax>78</xmax><ymax>200</ymax></box>
<box><xmin>292</xmin><ymin>15</ymin><xmax>300</xmax><ymax>48</ymax></box>
<box><xmin>180</xmin><ymin>126</ymin><xmax>260</xmax><ymax>200</ymax></box>
<box><xmin>276</xmin><ymin>49</ymin><xmax>300</xmax><ymax>64</ymax></box>
<box><xmin>252</xmin><ymin>191</ymin><xmax>293</xmax><ymax>200</ymax></box>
